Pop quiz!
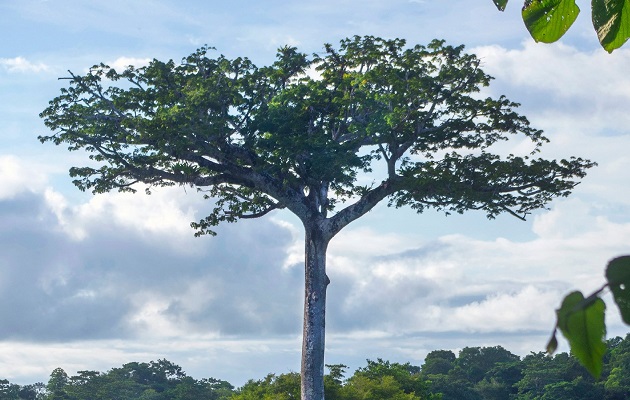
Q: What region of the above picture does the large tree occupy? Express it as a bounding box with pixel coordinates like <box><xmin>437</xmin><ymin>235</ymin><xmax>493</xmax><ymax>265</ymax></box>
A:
<box><xmin>40</xmin><ymin>36</ymin><xmax>594</xmax><ymax>400</ymax></box>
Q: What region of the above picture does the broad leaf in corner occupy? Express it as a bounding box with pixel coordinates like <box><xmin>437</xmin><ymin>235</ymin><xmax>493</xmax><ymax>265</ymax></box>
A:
<box><xmin>556</xmin><ymin>291</ymin><xmax>606</xmax><ymax>378</ymax></box>
<box><xmin>522</xmin><ymin>0</ymin><xmax>580</xmax><ymax>43</ymax></box>
<box><xmin>606</xmin><ymin>255</ymin><xmax>630</xmax><ymax>323</ymax></box>
<box><xmin>592</xmin><ymin>0</ymin><xmax>630</xmax><ymax>52</ymax></box>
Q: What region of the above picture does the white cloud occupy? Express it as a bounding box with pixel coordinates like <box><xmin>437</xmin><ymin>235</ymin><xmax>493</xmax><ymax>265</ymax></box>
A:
<box><xmin>475</xmin><ymin>42</ymin><xmax>630</xmax><ymax>99</ymax></box>
<box><xmin>473</xmin><ymin>41</ymin><xmax>630</xmax><ymax>137</ymax></box>
<box><xmin>0</xmin><ymin>57</ymin><xmax>49</xmax><ymax>73</ymax></box>
<box><xmin>0</xmin><ymin>155</ymin><xmax>47</xmax><ymax>199</ymax></box>
<box><xmin>44</xmin><ymin>186</ymin><xmax>203</xmax><ymax>249</ymax></box>
<box><xmin>447</xmin><ymin>285</ymin><xmax>561</xmax><ymax>332</ymax></box>
<box><xmin>320</xmin><ymin>196</ymin><xmax>630</xmax><ymax>341</ymax></box>
<box><xmin>107</xmin><ymin>56</ymin><xmax>152</xmax><ymax>71</ymax></box>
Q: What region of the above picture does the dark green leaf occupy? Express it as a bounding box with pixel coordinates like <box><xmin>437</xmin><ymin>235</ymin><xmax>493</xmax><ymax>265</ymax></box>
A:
<box><xmin>493</xmin><ymin>0</ymin><xmax>509</xmax><ymax>12</ymax></box>
<box><xmin>556</xmin><ymin>291</ymin><xmax>606</xmax><ymax>378</ymax></box>
<box><xmin>606</xmin><ymin>255</ymin><xmax>630</xmax><ymax>324</ymax></box>
<box><xmin>592</xmin><ymin>0</ymin><xmax>630</xmax><ymax>53</ymax></box>
<box><xmin>546</xmin><ymin>330</ymin><xmax>558</xmax><ymax>354</ymax></box>
<box><xmin>522</xmin><ymin>0</ymin><xmax>580</xmax><ymax>43</ymax></box>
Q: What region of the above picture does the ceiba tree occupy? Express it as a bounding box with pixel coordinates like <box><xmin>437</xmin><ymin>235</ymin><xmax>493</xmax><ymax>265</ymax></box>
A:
<box><xmin>40</xmin><ymin>36</ymin><xmax>594</xmax><ymax>400</ymax></box>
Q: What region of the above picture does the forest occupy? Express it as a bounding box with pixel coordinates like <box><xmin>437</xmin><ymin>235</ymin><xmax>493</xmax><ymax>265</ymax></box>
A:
<box><xmin>3</xmin><ymin>334</ymin><xmax>630</xmax><ymax>400</ymax></box>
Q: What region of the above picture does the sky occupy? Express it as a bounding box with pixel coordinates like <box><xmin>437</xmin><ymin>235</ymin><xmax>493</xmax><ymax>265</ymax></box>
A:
<box><xmin>1</xmin><ymin>0</ymin><xmax>630</xmax><ymax>387</ymax></box>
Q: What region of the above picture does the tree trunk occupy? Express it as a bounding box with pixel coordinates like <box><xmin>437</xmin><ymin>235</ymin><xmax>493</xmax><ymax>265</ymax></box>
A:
<box><xmin>301</xmin><ymin>220</ymin><xmax>330</xmax><ymax>400</ymax></box>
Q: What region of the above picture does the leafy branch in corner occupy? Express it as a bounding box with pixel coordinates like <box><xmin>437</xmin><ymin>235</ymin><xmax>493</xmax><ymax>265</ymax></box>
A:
<box><xmin>493</xmin><ymin>0</ymin><xmax>630</xmax><ymax>53</ymax></box>
<box><xmin>547</xmin><ymin>256</ymin><xmax>630</xmax><ymax>378</ymax></box>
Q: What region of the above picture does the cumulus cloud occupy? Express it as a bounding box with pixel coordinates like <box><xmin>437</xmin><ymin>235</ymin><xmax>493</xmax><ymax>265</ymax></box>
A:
<box><xmin>0</xmin><ymin>155</ymin><xmax>48</xmax><ymax>199</ymax></box>
<box><xmin>44</xmin><ymin>187</ymin><xmax>200</xmax><ymax>245</ymax></box>
<box><xmin>9</xmin><ymin>179</ymin><xmax>607</xmax><ymax>356</ymax></box>
<box><xmin>0</xmin><ymin>182</ymin><xmax>306</xmax><ymax>346</ymax></box>
<box><xmin>473</xmin><ymin>41</ymin><xmax>630</xmax><ymax>137</ymax></box>
<box><xmin>0</xmin><ymin>57</ymin><xmax>49</xmax><ymax>73</ymax></box>
<box><xmin>319</xmin><ymin>194</ymin><xmax>630</xmax><ymax>342</ymax></box>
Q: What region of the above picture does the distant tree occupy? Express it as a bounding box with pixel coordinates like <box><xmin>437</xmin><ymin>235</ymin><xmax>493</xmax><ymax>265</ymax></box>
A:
<box><xmin>0</xmin><ymin>381</ymin><xmax>45</xmax><ymax>400</ymax></box>
<box><xmin>44</xmin><ymin>368</ymin><xmax>71</xmax><ymax>400</ymax></box>
<box><xmin>331</xmin><ymin>359</ymin><xmax>432</xmax><ymax>400</ymax></box>
<box><xmin>231</xmin><ymin>373</ymin><xmax>301</xmax><ymax>400</ymax></box>
<box><xmin>422</xmin><ymin>347</ymin><xmax>519</xmax><ymax>400</ymax></box>
<box><xmin>541</xmin><ymin>376</ymin><xmax>605</xmax><ymax>400</ymax></box>
<box><xmin>40</xmin><ymin>36</ymin><xmax>595</xmax><ymax>400</ymax></box>
<box><xmin>515</xmin><ymin>351</ymin><xmax>601</xmax><ymax>399</ymax></box>
<box><xmin>426</xmin><ymin>373</ymin><xmax>481</xmax><ymax>400</ymax></box>
<box><xmin>323</xmin><ymin>364</ymin><xmax>348</xmax><ymax>400</ymax></box>
<box><xmin>604</xmin><ymin>334</ymin><xmax>630</xmax><ymax>398</ymax></box>
<box><xmin>455</xmin><ymin>346</ymin><xmax>520</xmax><ymax>384</ymax></box>
<box><xmin>474</xmin><ymin>361</ymin><xmax>522</xmax><ymax>399</ymax></box>
<box><xmin>0</xmin><ymin>379</ymin><xmax>22</xmax><ymax>400</ymax></box>
<box><xmin>19</xmin><ymin>383</ymin><xmax>45</xmax><ymax>400</ymax></box>
<box><xmin>421</xmin><ymin>350</ymin><xmax>456</xmax><ymax>376</ymax></box>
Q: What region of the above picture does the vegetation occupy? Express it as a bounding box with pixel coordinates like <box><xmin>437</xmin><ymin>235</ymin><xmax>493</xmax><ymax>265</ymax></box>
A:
<box><xmin>547</xmin><ymin>256</ymin><xmax>630</xmax><ymax>379</ymax></box>
<box><xmin>40</xmin><ymin>36</ymin><xmax>594</xmax><ymax>400</ymax></box>
<box><xmin>492</xmin><ymin>0</ymin><xmax>630</xmax><ymax>53</ymax></box>
<box><xmin>4</xmin><ymin>334</ymin><xmax>630</xmax><ymax>399</ymax></box>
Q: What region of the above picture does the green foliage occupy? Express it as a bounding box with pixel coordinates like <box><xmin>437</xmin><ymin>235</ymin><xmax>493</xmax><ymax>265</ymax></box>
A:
<box><xmin>606</xmin><ymin>256</ymin><xmax>630</xmax><ymax>324</ymax></box>
<box><xmin>232</xmin><ymin>373</ymin><xmax>301</xmax><ymax>400</ymax></box>
<box><xmin>221</xmin><ymin>360</ymin><xmax>435</xmax><ymax>400</ymax></box>
<box><xmin>341</xmin><ymin>359</ymin><xmax>430</xmax><ymax>399</ymax></box>
<box><xmin>475</xmin><ymin>362</ymin><xmax>523</xmax><ymax>399</ymax></box>
<box><xmin>592</xmin><ymin>0</ymin><xmax>630</xmax><ymax>52</ymax></box>
<box><xmin>7</xmin><ymin>343</ymin><xmax>630</xmax><ymax>399</ymax></box>
<box><xmin>493</xmin><ymin>1</ymin><xmax>630</xmax><ymax>52</ymax></box>
<box><xmin>422</xmin><ymin>346</ymin><xmax>521</xmax><ymax>400</ymax></box>
<box><xmin>35</xmin><ymin>360</ymin><xmax>234</xmax><ymax>400</ymax></box>
<box><xmin>421</xmin><ymin>345</ymin><xmax>615</xmax><ymax>400</ymax></box>
<box><xmin>522</xmin><ymin>0</ymin><xmax>580</xmax><ymax>43</ymax></box>
<box><xmin>556</xmin><ymin>291</ymin><xmax>607</xmax><ymax>378</ymax></box>
<box><xmin>45</xmin><ymin>368</ymin><xmax>70</xmax><ymax>400</ymax></box>
<box><xmin>421</xmin><ymin>350</ymin><xmax>456</xmax><ymax>375</ymax></box>
<box><xmin>454</xmin><ymin>346</ymin><xmax>520</xmax><ymax>384</ymax></box>
<box><xmin>0</xmin><ymin>380</ymin><xmax>44</xmax><ymax>400</ymax></box>
<box><xmin>548</xmin><ymin>256</ymin><xmax>630</xmax><ymax>379</ymax></box>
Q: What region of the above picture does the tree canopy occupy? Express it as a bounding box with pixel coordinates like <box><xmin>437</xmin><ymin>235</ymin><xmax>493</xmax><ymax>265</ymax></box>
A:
<box><xmin>40</xmin><ymin>37</ymin><xmax>593</xmax><ymax>230</ymax></box>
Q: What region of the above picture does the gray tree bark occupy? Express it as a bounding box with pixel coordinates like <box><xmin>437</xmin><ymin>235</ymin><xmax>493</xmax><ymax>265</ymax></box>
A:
<box><xmin>301</xmin><ymin>219</ymin><xmax>330</xmax><ymax>400</ymax></box>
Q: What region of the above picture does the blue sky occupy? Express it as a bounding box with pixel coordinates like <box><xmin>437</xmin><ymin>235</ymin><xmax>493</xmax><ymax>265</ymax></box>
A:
<box><xmin>1</xmin><ymin>0</ymin><xmax>630</xmax><ymax>386</ymax></box>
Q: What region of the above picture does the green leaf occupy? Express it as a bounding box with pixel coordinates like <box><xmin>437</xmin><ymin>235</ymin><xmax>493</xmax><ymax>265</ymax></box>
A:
<box><xmin>493</xmin><ymin>0</ymin><xmax>509</xmax><ymax>11</ymax></box>
<box><xmin>546</xmin><ymin>330</ymin><xmax>558</xmax><ymax>354</ymax></box>
<box><xmin>522</xmin><ymin>0</ymin><xmax>580</xmax><ymax>43</ymax></box>
<box><xmin>606</xmin><ymin>255</ymin><xmax>630</xmax><ymax>324</ymax></box>
<box><xmin>556</xmin><ymin>291</ymin><xmax>607</xmax><ymax>378</ymax></box>
<box><xmin>592</xmin><ymin>0</ymin><xmax>630</xmax><ymax>53</ymax></box>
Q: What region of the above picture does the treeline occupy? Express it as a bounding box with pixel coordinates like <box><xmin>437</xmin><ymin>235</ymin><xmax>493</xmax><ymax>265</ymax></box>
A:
<box><xmin>3</xmin><ymin>334</ymin><xmax>630</xmax><ymax>399</ymax></box>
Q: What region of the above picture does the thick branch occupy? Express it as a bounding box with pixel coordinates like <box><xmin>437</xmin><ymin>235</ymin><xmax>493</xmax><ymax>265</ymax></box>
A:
<box><xmin>226</xmin><ymin>202</ymin><xmax>285</xmax><ymax>219</ymax></box>
<box><xmin>325</xmin><ymin>177</ymin><xmax>400</xmax><ymax>239</ymax></box>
